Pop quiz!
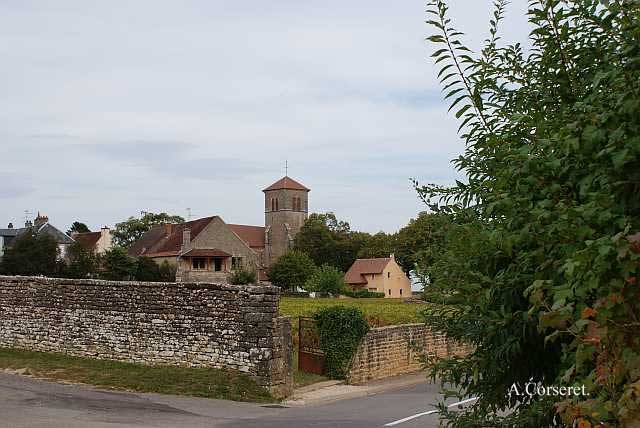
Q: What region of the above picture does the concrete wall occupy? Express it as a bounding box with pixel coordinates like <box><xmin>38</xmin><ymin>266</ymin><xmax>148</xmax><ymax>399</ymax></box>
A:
<box><xmin>0</xmin><ymin>275</ymin><xmax>293</xmax><ymax>397</ymax></box>
<box><xmin>346</xmin><ymin>323</ymin><xmax>472</xmax><ymax>384</ymax></box>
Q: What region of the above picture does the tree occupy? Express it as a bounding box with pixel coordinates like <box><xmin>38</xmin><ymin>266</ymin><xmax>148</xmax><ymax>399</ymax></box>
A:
<box><xmin>421</xmin><ymin>1</ymin><xmax>640</xmax><ymax>426</ymax></box>
<box><xmin>294</xmin><ymin>213</ymin><xmax>367</xmax><ymax>271</ymax></box>
<box><xmin>158</xmin><ymin>260</ymin><xmax>177</xmax><ymax>282</ymax></box>
<box><xmin>134</xmin><ymin>256</ymin><xmax>161</xmax><ymax>281</ymax></box>
<box><xmin>0</xmin><ymin>231</ymin><xmax>59</xmax><ymax>276</ymax></box>
<box><xmin>357</xmin><ymin>232</ymin><xmax>397</xmax><ymax>260</ymax></box>
<box><xmin>67</xmin><ymin>221</ymin><xmax>90</xmax><ymax>236</ymax></box>
<box><xmin>268</xmin><ymin>250</ymin><xmax>317</xmax><ymax>291</ymax></box>
<box><xmin>102</xmin><ymin>247</ymin><xmax>136</xmax><ymax>280</ymax></box>
<box><xmin>303</xmin><ymin>264</ymin><xmax>346</xmax><ymax>297</ymax></box>
<box><xmin>65</xmin><ymin>242</ymin><xmax>97</xmax><ymax>278</ymax></box>
<box><xmin>112</xmin><ymin>212</ymin><xmax>184</xmax><ymax>248</ymax></box>
<box><xmin>394</xmin><ymin>212</ymin><xmax>453</xmax><ymax>277</ymax></box>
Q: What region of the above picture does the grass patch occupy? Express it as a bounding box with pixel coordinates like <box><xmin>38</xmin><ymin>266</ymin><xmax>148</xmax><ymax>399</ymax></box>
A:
<box><xmin>0</xmin><ymin>348</ymin><xmax>274</xmax><ymax>403</ymax></box>
<box><xmin>280</xmin><ymin>297</ymin><xmax>423</xmax><ymax>326</ymax></box>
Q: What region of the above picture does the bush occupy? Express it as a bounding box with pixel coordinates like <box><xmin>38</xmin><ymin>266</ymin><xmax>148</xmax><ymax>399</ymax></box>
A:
<box><xmin>158</xmin><ymin>261</ymin><xmax>176</xmax><ymax>282</ymax></box>
<box><xmin>303</xmin><ymin>264</ymin><xmax>346</xmax><ymax>297</ymax></box>
<box><xmin>227</xmin><ymin>268</ymin><xmax>256</xmax><ymax>285</ymax></box>
<box><xmin>281</xmin><ymin>290</ymin><xmax>310</xmax><ymax>298</ymax></box>
<box><xmin>313</xmin><ymin>306</ymin><xmax>369</xmax><ymax>379</ymax></box>
<box><xmin>268</xmin><ymin>250</ymin><xmax>317</xmax><ymax>291</ymax></box>
<box><xmin>101</xmin><ymin>247</ymin><xmax>136</xmax><ymax>281</ymax></box>
<box><xmin>135</xmin><ymin>257</ymin><xmax>161</xmax><ymax>281</ymax></box>
<box><xmin>343</xmin><ymin>289</ymin><xmax>386</xmax><ymax>298</ymax></box>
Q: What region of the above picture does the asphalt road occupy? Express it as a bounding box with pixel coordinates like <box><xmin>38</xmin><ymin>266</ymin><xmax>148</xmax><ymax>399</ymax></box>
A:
<box><xmin>0</xmin><ymin>372</ymin><xmax>453</xmax><ymax>428</ymax></box>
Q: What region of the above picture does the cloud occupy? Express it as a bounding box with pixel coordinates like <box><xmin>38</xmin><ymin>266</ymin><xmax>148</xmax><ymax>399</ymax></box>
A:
<box><xmin>0</xmin><ymin>0</ymin><xmax>531</xmax><ymax>232</ymax></box>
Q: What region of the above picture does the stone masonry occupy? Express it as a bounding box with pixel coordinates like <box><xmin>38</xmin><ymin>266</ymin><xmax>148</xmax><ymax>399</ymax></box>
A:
<box><xmin>346</xmin><ymin>323</ymin><xmax>472</xmax><ymax>384</ymax></box>
<box><xmin>0</xmin><ymin>275</ymin><xmax>293</xmax><ymax>397</ymax></box>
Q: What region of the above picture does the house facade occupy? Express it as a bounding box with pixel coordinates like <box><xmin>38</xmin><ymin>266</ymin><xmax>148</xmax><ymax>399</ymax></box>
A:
<box><xmin>344</xmin><ymin>255</ymin><xmax>412</xmax><ymax>298</ymax></box>
<box><xmin>71</xmin><ymin>227</ymin><xmax>113</xmax><ymax>254</ymax></box>
<box><xmin>0</xmin><ymin>213</ymin><xmax>75</xmax><ymax>260</ymax></box>
<box><xmin>128</xmin><ymin>176</ymin><xmax>309</xmax><ymax>283</ymax></box>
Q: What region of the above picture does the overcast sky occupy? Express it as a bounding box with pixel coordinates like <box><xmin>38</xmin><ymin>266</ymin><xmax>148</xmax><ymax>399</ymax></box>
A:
<box><xmin>1</xmin><ymin>1</ymin><xmax>530</xmax><ymax>234</ymax></box>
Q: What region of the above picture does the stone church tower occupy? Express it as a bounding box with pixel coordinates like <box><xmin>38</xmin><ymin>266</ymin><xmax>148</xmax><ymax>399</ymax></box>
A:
<box><xmin>263</xmin><ymin>176</ymin><xmax>310</xmax><ymax>266</ymax></box>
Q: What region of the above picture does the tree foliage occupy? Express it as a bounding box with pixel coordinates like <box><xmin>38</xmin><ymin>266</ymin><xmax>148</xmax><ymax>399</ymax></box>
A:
<box><xmin>112</xmin><ymin>212</ymin><xmax>184</xmax><ymax>248</ymax></box>
<box><xmin>65</xmin><ymin>242</ymin><xmax>97</xmax><ymax>279</ymax></box>
<box><xmin>304</xmin><ymin>264</ymin><xmax>347</xmax><ymax>296</ymax></box>
<box><xmin>314</xmin><ymin>306</ymin><xmax>369</xmax><ymax>379</ymax></box>
<box><xmin>421</xmin><ymin>0</ymin><xmax>640</xmax><ymax>426</ymax></box>
<box><xmin>357</xmin><ymin>232</ymin><xmax>396</xmax><ymax>260</ymax></box>
<box><xmin>102</xmin><ymin>247</ymin><xmax>137</xmax><ymax>281</ymax></box>
<box><xmin>67</xmin><ymin>221</ymin><xmax>90</xmax><ymax>236</ymax></box>
<box><xmin>294</xmin><ymin>213</ymin><xmax>369</xmax><ymax>272</ymax></box>
<box><xmin>395</xmin><ymin>212</ymin><xmax>453</xmax><ymax>278</ymax></box>
<box><xmin>268</xmin><ymin>250</ymin><xmax>317</xmax><ymax>291</ymax></box>
<box><xmin>0</xmin><ymin>231</ymin><xmax>59</xmax><ymax>276</ymax></box>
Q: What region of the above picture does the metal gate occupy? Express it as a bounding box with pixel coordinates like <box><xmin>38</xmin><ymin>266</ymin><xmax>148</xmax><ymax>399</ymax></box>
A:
<box><xmin>298</xmin><ymin>317</ymin><xmax>324</xmax><ymax>375</ymax></box>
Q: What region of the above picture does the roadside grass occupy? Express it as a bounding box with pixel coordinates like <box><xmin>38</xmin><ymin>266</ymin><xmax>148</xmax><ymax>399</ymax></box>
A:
<box><xmin>0</xmin><ymin>348</ymin><xmax>274</xmax><ymax>403</ymax></box>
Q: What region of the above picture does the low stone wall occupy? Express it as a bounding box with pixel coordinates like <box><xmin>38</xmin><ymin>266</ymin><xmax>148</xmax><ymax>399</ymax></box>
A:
<box><xmin>0</xmin><ymin>275</ymin><xmax>292</xmax><ymax>397</ymax></box>
<box><xmin>346</xmin><ymin>323</ymin><xmax>471</xmax><ymax>384</ymax></box>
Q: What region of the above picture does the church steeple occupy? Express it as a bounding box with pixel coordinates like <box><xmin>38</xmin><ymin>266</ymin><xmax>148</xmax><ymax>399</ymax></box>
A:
<box><xmin>263</xmin><ymin>176</ymin><xmax>310</xmax><ymax>266</ymax></box>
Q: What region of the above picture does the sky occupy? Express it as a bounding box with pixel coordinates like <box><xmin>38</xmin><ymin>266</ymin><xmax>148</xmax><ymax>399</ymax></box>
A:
<box><xmin>0</xmin><ymin>0</ymin><xmax>530</xmax><ymax>234</ymax></box>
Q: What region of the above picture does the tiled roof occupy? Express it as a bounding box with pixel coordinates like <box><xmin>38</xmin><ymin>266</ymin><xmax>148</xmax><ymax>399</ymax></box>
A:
<box><xmin>181</xmin><ymin>249</ymin><xmax>232</xmax><ymax>258</ymax></box>
<box><xmin>263</xmin><ymin>176</ymin><xmax>309</xmax><ymax>192</ymax></box>
<box><xmin>128</xmin><ymin>216</ymin><xmax>216</xmax><ymax>257</ymax></box>
<box><xmin>228</xmin><ymin>224</ymin><xmax>265</xmax><ymax>248</ymax></box>
<box><xmin>72</xmin><ymin>231</ymin><xmax>101</xmax><ymax>250</ymax></box>
<box><xmin>344</xmin><ymin>257</ymin><xmax>392</xmax><ymax>285</ymax></box>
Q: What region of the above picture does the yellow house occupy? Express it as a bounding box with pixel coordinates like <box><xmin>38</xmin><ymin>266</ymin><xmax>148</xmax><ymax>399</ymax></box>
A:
<box><xmin>344</xmin><ymin>255</ymin><xmax>411</xmax><ymax>298</ymax></box>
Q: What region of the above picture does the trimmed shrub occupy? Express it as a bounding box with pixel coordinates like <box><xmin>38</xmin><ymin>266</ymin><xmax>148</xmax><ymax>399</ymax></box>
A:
<box><xmin>313</xmin><ymin>306</ymin><xmax>369</xmax><ymax>379</ymax></box>
<box><xmin>227</xmin><ymin>268</ymin><xmax>257</xmax><ymax>285</ymax></box>
<box><xmin>343</xmin><ymin>289</ymin><xmax>386</xmax><ymax>298</ymax></box>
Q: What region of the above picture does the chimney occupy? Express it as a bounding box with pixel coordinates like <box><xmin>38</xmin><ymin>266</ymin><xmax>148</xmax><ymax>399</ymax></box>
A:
<box><xmin>390</xmin><ymin>253</ymin><xmax>395</xmax><ymax>260</ymax></box>
<box><xmin>7</xmin><ymin>222</ymin><xmax>13</xmax><ymax>229</ymax></box>
<box><xmin>34</xmin><ymin>212</ymin><xmax>48</xmax><ymax>227</ymax></box>
<box><xmin>25</xmin><ymin>220</ymin><xmax>33</xmax><ymax>227</ymax></box>
<box><xmin>163</xmin><ymin>223</ymin><xmax>173</xmax><ymax>236</ymax></box>
<box><xmin>182</xmin><ymin>227</ymin><xmax>191</xmax><ymax>249</ymax></box>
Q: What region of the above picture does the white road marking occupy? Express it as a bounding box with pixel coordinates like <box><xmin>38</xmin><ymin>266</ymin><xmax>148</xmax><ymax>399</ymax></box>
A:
<box><xmin>383</xmin><ymin>396</ymin><xmax>479</xmax><ymax>426</ymax></box>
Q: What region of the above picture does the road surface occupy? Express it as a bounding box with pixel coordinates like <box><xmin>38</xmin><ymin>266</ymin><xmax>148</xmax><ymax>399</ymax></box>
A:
<box><xmin>0</xmin><ymin>372</ymin><xmax>463</xmax><ymax>428</ymax></box>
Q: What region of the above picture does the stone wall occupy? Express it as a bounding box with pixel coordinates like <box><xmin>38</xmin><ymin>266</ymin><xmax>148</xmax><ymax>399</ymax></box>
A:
<box><xmin>346</xmin><ymin>323</ymin><xmax>472</xmax><ymax>384</ymax></box>
<box><xmin>0</xmin><ymin>275</ymin><xmax>293</xmax><ymax>397</ymax></box>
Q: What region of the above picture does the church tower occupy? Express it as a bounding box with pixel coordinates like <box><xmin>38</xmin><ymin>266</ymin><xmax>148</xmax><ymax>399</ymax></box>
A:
<box><xmin>263</xmin><ymin>176</ymin><xmax>310</xmax><ymax>266</ymax></box>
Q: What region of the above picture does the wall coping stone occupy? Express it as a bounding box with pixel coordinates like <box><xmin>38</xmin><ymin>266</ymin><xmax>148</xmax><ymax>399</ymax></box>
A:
<box><xmin>0</xmin><ymin>275</ymin><xmax>279</xmax><ymax>294</ymax></box>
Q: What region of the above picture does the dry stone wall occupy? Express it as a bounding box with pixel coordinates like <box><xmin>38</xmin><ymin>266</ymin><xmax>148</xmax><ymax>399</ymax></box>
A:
<box><xmin>0</xmin><ymin>275</ymin><xmax>292</xmax><ymax>397</ymax></box>
<box><xmin>346</xmin><ymin>323</ymin><xmax>472</xmax><ymax>384</ymax></box>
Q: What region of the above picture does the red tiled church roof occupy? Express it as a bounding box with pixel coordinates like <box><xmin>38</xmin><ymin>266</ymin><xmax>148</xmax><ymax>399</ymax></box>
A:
<box><xmin>263</xmin><ymin>176</ymin><xmax>309</xmax><ymax>192</ymax></box>
<box><xmin>227</xmin><ymin>224</ymin><xmax>265</xmax><ymax>248</ymax></box>
<box><xmin>344</xmin><ymin>257</ymin><xmax>392</xmax><ymax>285</ymax></box>
<box><xmin>128</xmin><ymin>216</ymin><xmax>217</xmax><ymax>258</ymax></box>
<box><xmin>128</xmin><ymin>217</ymin><xmax>266</xmax><ymax>258</ymax></box>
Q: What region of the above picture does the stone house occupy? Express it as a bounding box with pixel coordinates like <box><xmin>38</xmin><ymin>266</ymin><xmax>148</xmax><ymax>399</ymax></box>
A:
<box><xmin>344</xmin><ymin>255</ymin><xmax>412</xmax><ymax>298</ymax></box>
<box><xmin>0</xmin><ymin>213</ymin><xmax>74</xmax><ymax>260</ymax></box>
<box><xmin>128</xmin><ymin>176</ymin><xmax>310</xmax><ymax>282</ymax></box>
<box><xmin>71</xmin><ymin>227</ymin><xmax>113</xmax><ymax>255</ymax></box>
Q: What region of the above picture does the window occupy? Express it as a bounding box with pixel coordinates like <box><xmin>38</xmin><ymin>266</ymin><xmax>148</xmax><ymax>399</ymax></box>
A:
<box><xmin>400</xmin><ymin>289</ymin><xmax>403</xmax><ymax>296</ymax></box>
<box><xmin>271</xmin><ymin>198</ymin><xmax>275</xmax><ymax>211</ymax></box>
<box><xmin>213</xmin><ymin>258</ymin><xmax>223</xmax><ymax>272</ymax></box>
<box><xmin>192</xmin><ymin>258</ymin><xmax>206</xmax><ymax>270</ymax></box>
<box><xmin>388</xmin><ymin>289</ymin><xmax>391</xmax><ymax>296</ymax></box>
<box><xmin>292</xmin><ymin>196</ymin><xmax>302</xmax><ymax>211</ymax></box>
<box><xmin>232</xmin><ymin>257</ymin><xmax>243</xmax><ymax>270</ymax></box>
<box><xmin>275</xmin><ymin>198</ymin><xmax>279</xmax><ymax>211</ymax></box>
<box><xmin>387</xmin><ymin>272</ymin><xmax>390</xmax><ymax>278</ymax></box>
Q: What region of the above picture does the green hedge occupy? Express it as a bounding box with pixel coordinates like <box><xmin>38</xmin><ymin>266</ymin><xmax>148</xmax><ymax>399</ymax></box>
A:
<box><xmin>313</xmin><ymin>306</ymin><xmax>369</xmax><ymax>379</ymax></box>
<box><xmin>343</xmin><ymin>289</ymin><xmax>386</xmax><ymax>298</ymax></box>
